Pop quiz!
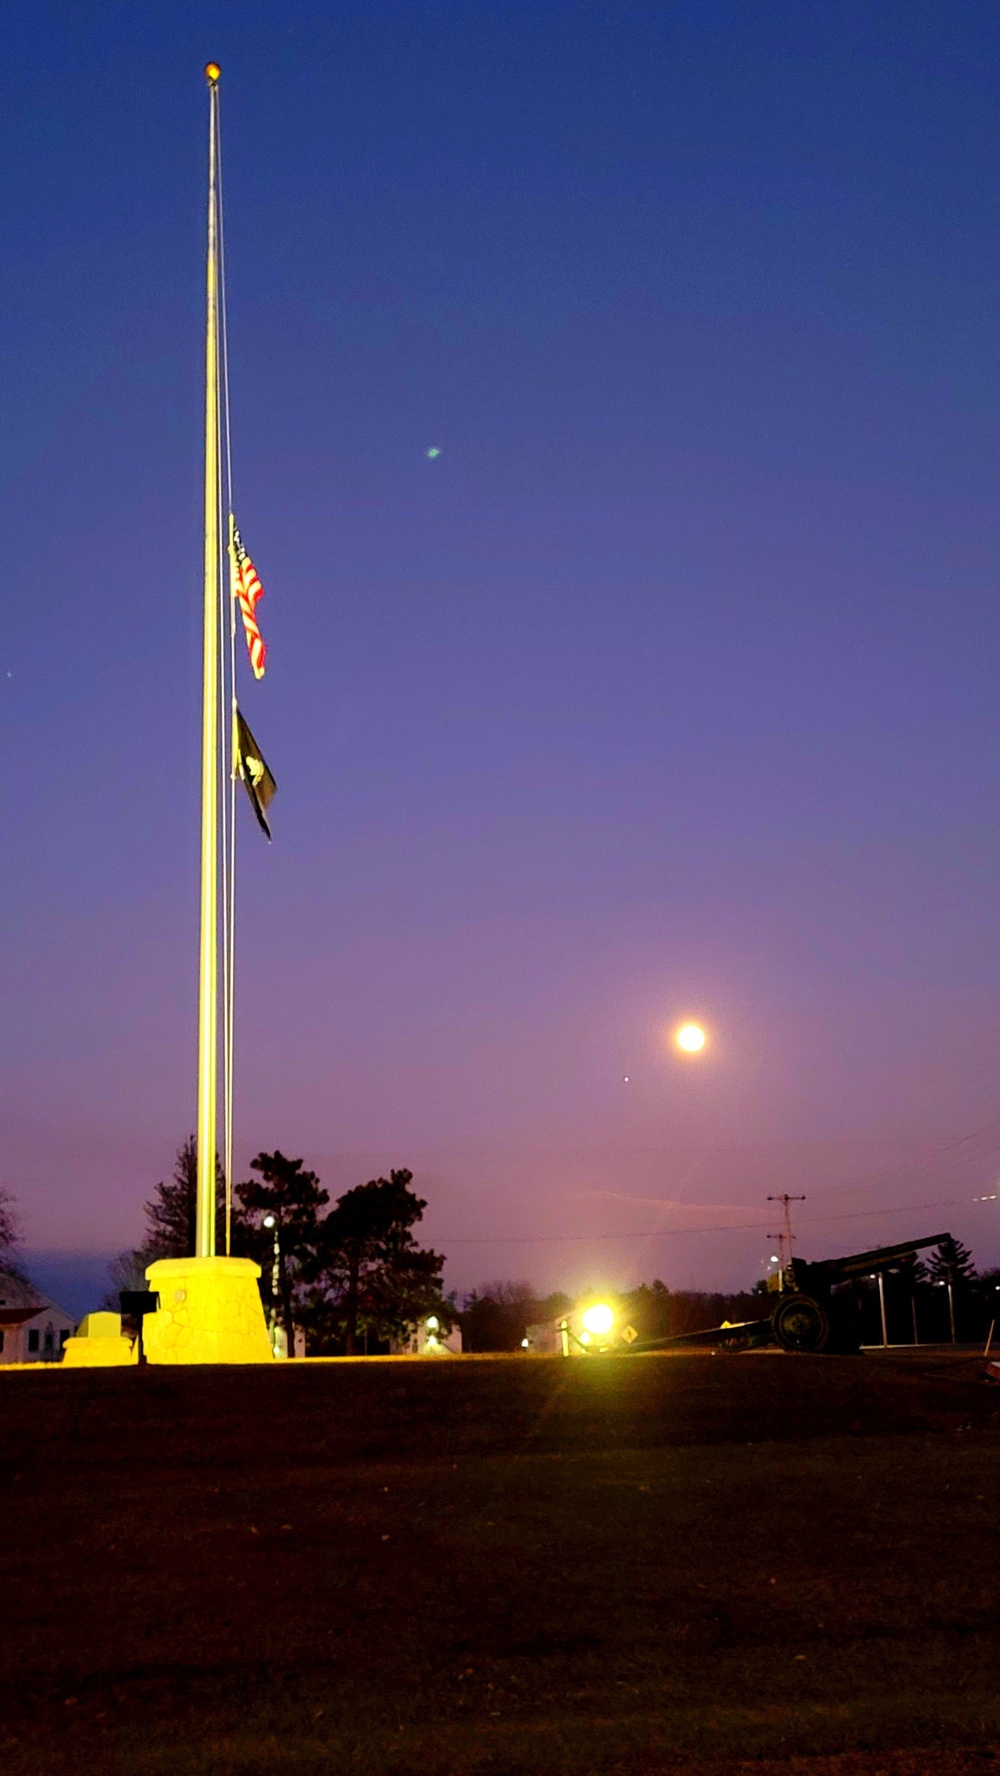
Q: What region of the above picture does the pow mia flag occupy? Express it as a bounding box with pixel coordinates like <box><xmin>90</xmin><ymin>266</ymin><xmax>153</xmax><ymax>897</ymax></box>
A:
<box><xmin>235</xmin><ymin>708</ymin><xmax>277</xmax><ymax>840</ymax></box>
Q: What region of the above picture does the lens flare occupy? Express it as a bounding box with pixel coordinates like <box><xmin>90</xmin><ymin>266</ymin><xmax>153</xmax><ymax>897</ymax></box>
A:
<box><xmin>581</xmin><ymin>1303</ymin><xmax>615</xmax><ymax>1336</ymax></box>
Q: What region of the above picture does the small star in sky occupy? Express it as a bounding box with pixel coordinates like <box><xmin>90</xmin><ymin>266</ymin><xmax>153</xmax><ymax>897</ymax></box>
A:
<box><xmin>426</xmin><ymin>446</ymin><xmax>441</xmax><ymax>458</ymax></box>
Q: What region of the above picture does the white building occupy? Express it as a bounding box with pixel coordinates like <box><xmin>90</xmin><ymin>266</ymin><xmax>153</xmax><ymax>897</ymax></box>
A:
<box><xmin>0</xmin><ymin>1274</ymin><xmax>76</xmax><ymax>1365</ymax></box>
<box><xmin>523</xmin><ymin>1300</ymin><xmax>635</xmax><ymax>1355</ymax></box>
<box><xmin>394</xmin><ymin>1313</ymin><xmax>463</xmax><ymax>1355</ymax></box>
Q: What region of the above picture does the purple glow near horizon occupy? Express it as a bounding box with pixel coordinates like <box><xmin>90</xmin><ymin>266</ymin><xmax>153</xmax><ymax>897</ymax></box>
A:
<box><xmin>2</xmin><ymin>2</ymin><xmax>1000</xmax><ymax>1303</ymax></box>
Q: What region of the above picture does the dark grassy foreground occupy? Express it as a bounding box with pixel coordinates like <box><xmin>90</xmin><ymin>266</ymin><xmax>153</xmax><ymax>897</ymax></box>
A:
<box><xmin>2</xmin><ymin>1350</ymin><xmax>1000</xmax><ymax>1776</ymax></box>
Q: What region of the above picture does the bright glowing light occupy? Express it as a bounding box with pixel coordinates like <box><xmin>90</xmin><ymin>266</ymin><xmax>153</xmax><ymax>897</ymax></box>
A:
<box><xmin>426</xmin><ymin>446</ymin><xmax>441</xmax><ymax>458</ymax></box>
<box><xmin>520</xmin><ymin>1337</ymin><xmax>529</xmax><ymax>1348</ymax></box>
<box><xmin>263</xmin><ymin>1214</ymin><xmax>276</xmax><ymax>1229</ymax></box>
<box><xmin>425</xmin><ymin>1315</ymin><xmax>439</xmax><ymax>1331</ymax></box>
<box><xmin>581</xmin><ymin>1303</ymin><xmax>615</xmax><ymax>1337</ymax></box>
<box><xmin>675</xmin><ymin>1022</ymin><xmax>707</xmax><ymax>1053</ymax></box>
<box><xmin>579</xmin><ymin>1330</ymin><xmax>591</xmax><ymax>1345</ymax></box>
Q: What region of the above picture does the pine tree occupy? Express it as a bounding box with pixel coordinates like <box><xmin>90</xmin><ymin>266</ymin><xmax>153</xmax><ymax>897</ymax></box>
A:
<box><xmin>927</xmin><ymin>1234</ymin><xmax>976</xmax><ymax>1288</ymax></box>
<box><xmin>236</xmin><ymin>1151</ymin><xmax>329</xmax><ymax>1355</ymax></box>
<box><xmin>139</xmin><ymin>1136</ymin><xmax>227</xmax><ymax>1262</ymax></box>
<box><xmin>103</xmin><ymin>1140</ymin><xmax>239</xmax><ymax>1309</ymax></box>
<box><xmin>310</xmin><ymin>1170</ymin><xmax>445</xmax><ymax>1355</ymax></box>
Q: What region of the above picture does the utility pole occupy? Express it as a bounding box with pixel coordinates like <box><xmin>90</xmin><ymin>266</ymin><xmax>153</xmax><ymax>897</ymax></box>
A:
<box><xmin>767</xmin><ymin>1195</ymin><xmax>805</xmax><ymax>1283</ymax></box>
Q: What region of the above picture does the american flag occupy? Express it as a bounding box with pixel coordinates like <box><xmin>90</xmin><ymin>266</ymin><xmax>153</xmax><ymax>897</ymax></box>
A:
<box><xmin>230</xmin><ymin>518</ymin><xmax>267</xmax><ymax>679</ymax></box>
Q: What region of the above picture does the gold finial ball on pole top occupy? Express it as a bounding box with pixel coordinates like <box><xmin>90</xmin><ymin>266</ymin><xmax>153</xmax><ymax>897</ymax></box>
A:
<box><xmin>205</xmin><ymin>62</ymin><xmax>221</xmax><ymax>85</ymax></box>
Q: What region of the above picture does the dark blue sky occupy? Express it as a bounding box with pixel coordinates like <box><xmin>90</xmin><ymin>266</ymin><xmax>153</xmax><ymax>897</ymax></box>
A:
<box><xmin>3</xmin><ymin>0</ymin><xmax>1000</xmax><ymax>1299</ymax></box>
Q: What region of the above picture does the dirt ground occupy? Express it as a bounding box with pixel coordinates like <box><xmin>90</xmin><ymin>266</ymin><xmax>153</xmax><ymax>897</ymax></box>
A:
<box><xmin>2</xmin><ymin>1349</ymin><xmax>999</xmax><ymax>1774</ymax></box>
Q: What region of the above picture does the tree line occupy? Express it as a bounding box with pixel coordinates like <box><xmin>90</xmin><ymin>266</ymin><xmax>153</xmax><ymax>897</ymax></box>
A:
<box><xmin>4</xmin><ymin>1163</ymin><xmax>998</xmax><ymax>1352</ymax></box>
<box><xmin>110</xmin><ymin>1138</ymin><xmax>448</xmax><ymax>1357</ymax></box>
<box><xmin>854</xmin><ymin>1234</ymin><xmax>999</xmax><ymax>1344</ymax></box>
<box><xmin>458</xmin><ymin>1278</ymin><xmax>772</xmax><ymax>1350</ymax></box>
<box><xmin>457</xmin><ymin>1235</ymin><xmax>1000</xmax><ymax>1350</ymax></box>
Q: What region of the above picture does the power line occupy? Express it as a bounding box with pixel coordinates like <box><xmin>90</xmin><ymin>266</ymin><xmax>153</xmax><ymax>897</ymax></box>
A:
<box><xmin>437</xmin><ymin>1193</ymin><xmax>982</xmax><ymax>1245</ymax></box>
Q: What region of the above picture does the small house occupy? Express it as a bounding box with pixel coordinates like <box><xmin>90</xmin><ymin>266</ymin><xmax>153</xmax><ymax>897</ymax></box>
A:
<box><xmin>393</xmin><ymin>1314</ymin><xmax>463</xmax><ymax>1356</ymax></box>
<box><xmin>0</xmin><ymin>1275</ymin><xmax>77</xmax><ymax>1365</ymax></box>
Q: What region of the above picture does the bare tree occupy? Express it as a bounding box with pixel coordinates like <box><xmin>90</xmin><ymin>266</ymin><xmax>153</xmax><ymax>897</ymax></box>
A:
<box><xmin>0</xmin><ymin>1186</ymin><xmax>27</xmax><ymax>1282</ymax></box>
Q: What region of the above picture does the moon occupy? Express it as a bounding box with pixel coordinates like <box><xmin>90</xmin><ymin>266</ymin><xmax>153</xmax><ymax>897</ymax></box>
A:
<box><xmin>675</xmin><ymin>1022</ymin><xmax>707</xmax><ymax>1054</ymax></box>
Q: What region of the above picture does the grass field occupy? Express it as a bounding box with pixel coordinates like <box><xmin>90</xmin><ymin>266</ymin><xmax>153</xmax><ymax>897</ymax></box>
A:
<box><xmin>2</xmin><ymin>1349</ymin><xmax>1000</xmax><ymax>1775</ymax></box>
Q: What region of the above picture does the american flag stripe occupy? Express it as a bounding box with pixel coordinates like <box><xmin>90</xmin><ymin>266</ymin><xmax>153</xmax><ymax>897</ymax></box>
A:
<box><xmin>230</xmin><ymin>519</ymin><xmax>267</xmax><ymax>679</ymax></box>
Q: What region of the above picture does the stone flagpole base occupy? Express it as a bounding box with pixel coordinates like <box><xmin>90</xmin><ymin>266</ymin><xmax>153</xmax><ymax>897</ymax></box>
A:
<box><xmin>143</xmin><ymin>1256</ymin><xmax>273</xmax><ymax>1364</ymax></box>
<box><xmin>62</xmin><ymin>1311</ymin><xmax>138</xmax><ymax>1366</ymax></box>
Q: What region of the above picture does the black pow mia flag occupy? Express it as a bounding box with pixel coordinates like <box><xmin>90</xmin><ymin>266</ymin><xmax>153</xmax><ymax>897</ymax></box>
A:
<box><xmin>235</xmin><ymin>708</ymin><xmax>276</xmax><ymax>840</ymax></box>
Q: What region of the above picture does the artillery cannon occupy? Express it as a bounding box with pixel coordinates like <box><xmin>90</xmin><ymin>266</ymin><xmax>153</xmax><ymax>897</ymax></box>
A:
<box><xmin>629</xmin><ymin>1232</ymin><xmax>950</xmax><ymax>1355</ymax></box>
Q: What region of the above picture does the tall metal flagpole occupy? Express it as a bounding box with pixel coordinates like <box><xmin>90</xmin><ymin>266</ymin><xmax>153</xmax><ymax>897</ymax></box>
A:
<box><xmin>65</xmin><ymin>61</ymin><xmax>275</xmax><ymax>1363</ymax></box>
<box><xmin>196</xmin><ymin>63</ymin><xmax>222</xmax><ymax>1258</ymax></box>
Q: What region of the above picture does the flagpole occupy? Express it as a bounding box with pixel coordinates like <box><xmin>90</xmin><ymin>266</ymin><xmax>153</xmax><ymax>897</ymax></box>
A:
<box><xmin>196</xmin><ymin>63</ymin><xmax>222</xmax><ymax>1259</ymax></box>
<box><xmin>132</xmin><ymin>63</ymin><xmax>272</xmax><ymax>1361</ymax></box>
<box><xmin>67</xmin><ymin>59</ymin><xmax>273</xmax><ymax>1356</ymax></box>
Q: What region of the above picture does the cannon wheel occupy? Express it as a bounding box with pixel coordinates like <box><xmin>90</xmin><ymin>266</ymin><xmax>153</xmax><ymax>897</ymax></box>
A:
<box><xmin>771</xmin><ymin>1292</ymin><xmax>830</xmax><ymax>1353</ymax></box>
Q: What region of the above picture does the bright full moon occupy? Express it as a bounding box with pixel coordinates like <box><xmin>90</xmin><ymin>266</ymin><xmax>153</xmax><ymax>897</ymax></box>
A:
<box><xmin>675</xmin><ymin>1022</ymin><xmax>707</xmax><ymax>1053</ymax></box>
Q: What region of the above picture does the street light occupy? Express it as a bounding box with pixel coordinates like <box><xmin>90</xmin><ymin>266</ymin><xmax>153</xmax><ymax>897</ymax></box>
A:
<box><xmin>581</xmin><ymin>1303</ymin><xmax>615</xmax><ymax>1337</ymax></box>
<box><xmin>937</xmin><ymin>1273</ymin><xmax>956</xmax><ymax>1344</ymax></box>
<box><xmin>870</xmin><ymin>1272</ymin><xmax>888</xmax><ymax>1349</ymax></box>
<box><xmin>262</xmin><ymin>1214</ymin><xmax>282</xmax><ymax>1355</ymax></box>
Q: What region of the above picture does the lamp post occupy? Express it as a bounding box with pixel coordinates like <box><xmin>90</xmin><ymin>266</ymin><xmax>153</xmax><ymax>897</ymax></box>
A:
<box><xmin>262</xmin><ymin>1214</ymin><xmax>281</xmax><ymax>1354</ymax></box>
<box><xmin>876</xmin><ymin>1272</ymin><xmax>888</xmax><ymax>1348</ymax></box>
<box><xmin>936</xmin><ymin>1275</ymin><xmax>956</xmax><ymax>1344</ymax></box>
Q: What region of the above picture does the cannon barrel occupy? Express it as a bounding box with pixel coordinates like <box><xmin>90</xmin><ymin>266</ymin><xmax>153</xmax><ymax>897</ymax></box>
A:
<box><xmin>792</xmin><ymin>1232</ymin><xmax>950</xmax><ymax>1291</ymax></box>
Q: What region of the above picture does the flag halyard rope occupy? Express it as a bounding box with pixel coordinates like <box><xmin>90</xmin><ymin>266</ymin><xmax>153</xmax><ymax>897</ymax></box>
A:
<box><xmin>216</xmin><ymin>82</ymin><xmax>238</xmax><ymax>1257</ymax></box>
